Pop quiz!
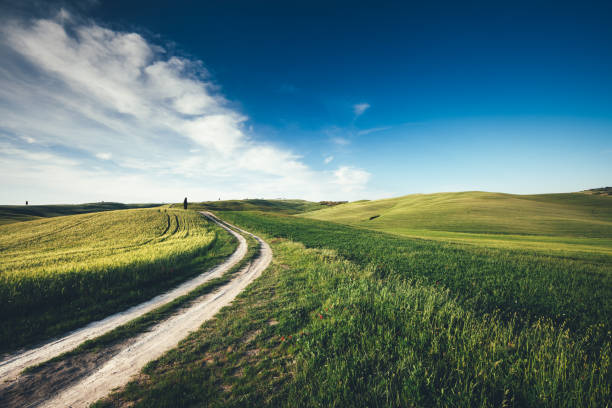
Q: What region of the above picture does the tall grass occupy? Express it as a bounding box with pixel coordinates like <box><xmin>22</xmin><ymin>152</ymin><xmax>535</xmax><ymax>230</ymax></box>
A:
<box><xmin>283</xmin><ymin>242</ymin><xmax>611</xmax><ymax>407</ymax></box>
<box><xmin>0</xmin><ymin>208</ymin><xmax>236</xmax><ymax>352</ymax></box>
<box><xmin>100</xmin><ymin>235</ymin><xmax>610</xmax><ymax>407</ymax></box>
<box><xmin>218</xmin><ymin>211</ymin><xmax>612</xmax><ymax>337</ymax></box>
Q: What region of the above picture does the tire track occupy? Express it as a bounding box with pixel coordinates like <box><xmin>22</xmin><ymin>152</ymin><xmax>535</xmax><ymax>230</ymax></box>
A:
<box><xmin>41</xmin><ymin>212</ymin><xmax>271</xmax><ymax>407</ymax></box>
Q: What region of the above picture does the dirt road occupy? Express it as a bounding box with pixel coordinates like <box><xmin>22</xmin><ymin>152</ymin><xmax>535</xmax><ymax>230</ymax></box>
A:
<box><xmin>0</xmin><ymin>212</ymin><xmax>271</xmax><ymax>407</ymax></box>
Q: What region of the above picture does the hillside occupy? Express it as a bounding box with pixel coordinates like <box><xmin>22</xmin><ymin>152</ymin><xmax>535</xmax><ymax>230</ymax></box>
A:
<box><xmin>301</xmin><ymin>191</ymin><xmax>612</xmax><ymax>253</ymax></box>
<box><xmin>178</xmin><ymin>199</ymin><xmax>326</xmax><ymax>214</ymax></box>
<box><xmin>582</xmin><ymin>187</ymin><xmax>612</xmax><ymax>196</ymax></box>
<box><xmin>0</xmin><ymin>202</ymin><xmax>161</xmax><ymax>225</ymax></box>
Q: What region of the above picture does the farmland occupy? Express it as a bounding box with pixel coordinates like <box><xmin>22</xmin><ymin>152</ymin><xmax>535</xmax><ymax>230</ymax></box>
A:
<box><xmin>0</xmin><ymin>202</ymin><xmax>161</xmax><ymax>225</ymax></box>
<box><xmin>97</xmin><ymin>199</ymin><xmax>611</xmax><ymax>408</ymax></box>
<box><xmin>0</xmin><ymin>208</ymin><xmax>237</xmax><ymax>352</ymax></box>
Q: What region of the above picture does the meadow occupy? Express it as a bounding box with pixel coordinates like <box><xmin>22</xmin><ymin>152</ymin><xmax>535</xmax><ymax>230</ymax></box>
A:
<box><xmin>99</xmin><ymin>208</ymin><xmax>611</xmax><ymax>407</ymax></box>
<box><xmin>302</xmin><ymin>192</ymin><xmax>612</xmax><ymax>254</ymax></box>
<box><xmin>0</xmin><ymin>208</ymin><xmax>237</xmax><ymax>352</ymax></box>
<box><xmin>219</xmin><ymin>211</ymin><xmax>612</xmax><ymax>334</ymax></box>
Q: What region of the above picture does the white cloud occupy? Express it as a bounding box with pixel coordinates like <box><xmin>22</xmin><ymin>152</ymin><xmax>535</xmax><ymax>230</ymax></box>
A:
<box><xmin>96</xmin><ymin>152</ymin><xmax>112</xmax><ymax>160</ymax></box>
<box><xmin>180</xmin><ymin>114</ymin><xmax>246</xmax><ymax>153</ymax></box>
<box><xmin>324</xmin><ymin>156</ymin><xmax>334</xmax><ymax>164</ymax></box>
<box><xmin>0</xmin><ymin>13</ymin><xmax>376</xmax><ymax>203</ymax></box>
<box><xmin>333</xmin><ymin>166</ymin><xmax>371</xmax><ymax>192</ymax></box>
<box><xmin>353</xmin><ymin>102</ymin><xmax>370</xmax><ymax>117</ymax></box>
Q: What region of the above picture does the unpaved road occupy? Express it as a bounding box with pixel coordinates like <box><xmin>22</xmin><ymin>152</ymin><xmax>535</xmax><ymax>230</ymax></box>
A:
<box><xmin>0</xmin><ymin>212</ymin><xmax>246</xmax><ymax>382</ymax></box>
<box><xmin>0</xmin><ymin>212</ymin><xmax>272</xmax><ymax>407</ymax></box>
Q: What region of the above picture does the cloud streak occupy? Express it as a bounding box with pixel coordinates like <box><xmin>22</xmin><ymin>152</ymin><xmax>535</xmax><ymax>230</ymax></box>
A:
<box><xmin>357</xmin><ymin>126</ymin><xmax>391</xmax><ymax>136</ymax></box>
<box><xmin>0</xmin><ymin>13</ymin><xmax>373</xmax><ymax>203</ymax></box>
<box><xmin>353</xmin><ymin>102</ymin><xmax>370</xmax><ymax>117</ymax></box>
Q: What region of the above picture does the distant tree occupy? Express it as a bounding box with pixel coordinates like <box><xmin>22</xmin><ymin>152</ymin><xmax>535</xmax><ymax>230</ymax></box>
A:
<box><xmin>183</xmin><ymin>197</ymin><xmax>188</xmax><ymax>210</ymax></box>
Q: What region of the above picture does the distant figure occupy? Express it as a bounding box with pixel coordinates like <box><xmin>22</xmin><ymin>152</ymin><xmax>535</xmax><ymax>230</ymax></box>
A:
<box><xmin>218</xmin><ymin>197</ymin><xmax>221</xmax><ymax>201</ymax></box>
<box><xmin>25</xmin><ymin>201</ymin><xmax>28</xmax><ymax>205</ymax></box>
<box><xmin>183</xmin><ymin>197</ymin><xmax>188</xmax><ymax>210</ymax></box>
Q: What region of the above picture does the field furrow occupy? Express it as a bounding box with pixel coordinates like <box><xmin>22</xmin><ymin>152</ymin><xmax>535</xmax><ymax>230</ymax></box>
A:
<box><xmin>0</xmin><ymin>208</ymin><xmax>238</xmax><ymax>353</ymax></box>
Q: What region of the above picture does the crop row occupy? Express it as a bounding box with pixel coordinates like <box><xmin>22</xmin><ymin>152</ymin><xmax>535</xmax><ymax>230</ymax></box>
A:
<box><xmin>0</xmin><ymin>208</ymin><xmax>237</xmax><ymax>351</ymax></box>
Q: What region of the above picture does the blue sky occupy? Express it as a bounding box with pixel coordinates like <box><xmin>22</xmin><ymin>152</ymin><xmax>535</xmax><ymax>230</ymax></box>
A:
<box><xmin>0</xmin><ymin>0</ymin><xmax>611</xmax><ymax>203</ymax></box>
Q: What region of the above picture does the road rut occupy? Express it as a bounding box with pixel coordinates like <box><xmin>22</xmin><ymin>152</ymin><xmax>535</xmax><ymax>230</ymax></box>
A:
<box><xmin>0</xmin><ymin>212</ymin><xmax>271</xmax><ymax>407</ymax></box>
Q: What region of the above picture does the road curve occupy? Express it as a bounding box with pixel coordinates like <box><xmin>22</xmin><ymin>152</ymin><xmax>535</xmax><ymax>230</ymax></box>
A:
<box><xmin>42</xmin><ymin>213</ymin><xmax>272</xmax><ymax>407</ymax></box>
<box><xmin>0</xmin><ymin>212</ymin><xmax>247</xmax><ymax>382</ymax></box>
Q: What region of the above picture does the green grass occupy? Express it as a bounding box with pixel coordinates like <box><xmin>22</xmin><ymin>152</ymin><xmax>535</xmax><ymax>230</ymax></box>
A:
<box><xmin>219</xmin><ymin>211</ymin><xmax>612</xmax><ymax>334</ymax></box>
<box><xmin>176</xmin><ymin>199</ymin><xmax>325</xmax><ymax>214</ymax></box>
<box><xmin>10</xmin><ymin>194</ymin><xmax>608</xmax><ymax>407</ymax></box>
<box><xmin>98</xmin><ymin>223</ymin><xmax>610</xmax><ymax>408</ymax></box>
<box><xmin>301</xmin><ymin>191</ymin><xmax>612</xmax><ymax>254</ymax></box>
<box><xmin>0</xmin><ymin>202</ymin><xmax>161</xmax><ymax>225</ymax></box>
<box><xmin>0</xmin><ymin>208</ymin><xmax>237</xmax><ymax>353</ymax></box>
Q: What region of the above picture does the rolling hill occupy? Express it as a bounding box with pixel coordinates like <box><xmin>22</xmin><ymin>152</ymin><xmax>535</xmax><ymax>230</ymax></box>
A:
<box><xmin>301</xmin><ymin>191</ymin><xmax>612</xmax><ymax>253</ymax></box>
<box><xmin>178</xmin><ymin>198</ymin><xmax>326</xmax><ymax>214</ymax></box>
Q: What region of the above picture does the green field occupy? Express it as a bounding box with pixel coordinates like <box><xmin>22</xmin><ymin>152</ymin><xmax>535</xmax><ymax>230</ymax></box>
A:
<box><xmin>301</xmin><ymin>191</ymin><xmax>612</xmax><ymax>254</ymax></box>
<box><xmin>100</xmin><ymin>207</ymin><xmax>611</xmax><ymax>407</ymax></box>
<box><xmin>0</xmin><ymin>208</ymin><xmax>236</xmax><ymax>352</ymax></box>
<box><xmin>0</xmin><ymin>202</ymin><xmax>161</xmax><ymax>225</ymax></box>
<box><xmin>3</xmin><ymin>195</ymin><xmax>610</xmax><ymax>406</ymax></box>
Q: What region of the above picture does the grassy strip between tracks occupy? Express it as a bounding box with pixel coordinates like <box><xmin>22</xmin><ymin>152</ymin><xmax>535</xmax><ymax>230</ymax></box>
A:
<box><xmin>24</xmin><ymin>230</ymin><xmax>259</xmax><ymax>374</ymax></box>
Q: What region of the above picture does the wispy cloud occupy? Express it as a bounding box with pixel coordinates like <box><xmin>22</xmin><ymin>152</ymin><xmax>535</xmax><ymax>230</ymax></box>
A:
<box><xmin>331</xmin><ymin>137</ymin><xmax>350</xmax><ymax>146</ymax></box>
<box><xmin>353</xmin><ymin>102</ymin><xmax>370</xmax><ymax>117</ymax></box>
<box><xmin>324</xmin><ymin>156</ymin><xmax>334</xmax><ymax>164</ymax></box>
<box><xmin>0</xmin><ymin>12</ymin><xmax>373</xmax><ymax>203</ymax></box>
<box><xmin>357</xmin><ymin>126</ymin><xmax>391</xmax><ymax>136</ymax></box>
